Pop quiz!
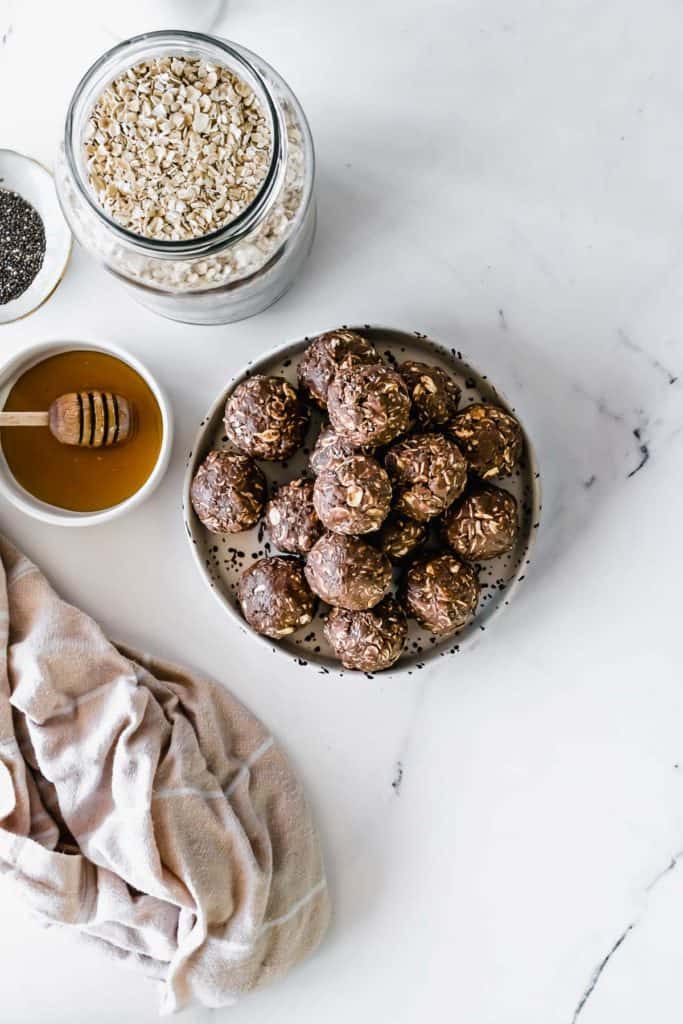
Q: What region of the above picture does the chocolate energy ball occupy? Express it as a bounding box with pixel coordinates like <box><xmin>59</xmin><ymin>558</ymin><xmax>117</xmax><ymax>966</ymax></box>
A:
<box><xmin>238</xmin><ymin>556</ymin><xmax>316</xmax><ymax>639</ymax></box>
<box><xmin>399</xmin><ymin>360</ymin><xmax>460</xmax><ymax>429</ymax></box>
<box><xmin>313</xmin><ymin>455</ymin><xmax>391</xmax><ymax>535</ymax></box>
<box><xmin>324</xmin><ymin>597</ymin><xmax>407</xmax><ymax>672</ymax></box>
<box><xmin>385</xmin><ymin>433</ymin><xmax>467</xmax><ymax>522</ymax></box>
<box><xmin>224</xmin><ymin>375</ymin><xmax>309</xmax><ymax>461</ymax></box>
<box><xmin>190</xmin><ymin>450</ymin><xmax>266</xmax><ymax>534</ymax></box>
<box><xmin>376</xmin><ymin>512</ymin><xmax>427</xmax><ymax>563</ymax></box>
<box><xmin>448</xmin><ymin>402</ymin><xmax>523</xmax><ymax>479</ymax></box>
<box><xmin>265</xmin><ymin>477</ymin><xmax>323</xmax><ymax>554</ymax></box>
<box><xmin>297</xmin><ymin>329</ymin><xmax>379</xmax><ymax>408</ymax></box>
<box><xmin>327</xmin><ymin>363</ymin><xmax>411</xmax><ymax>447</ymax></box>
<box><xmin>402</xmin><ymin>554</ymin><xmax>480</xmax><ymax>637</ymax></box>
<box><xmin>443</xmin><ymin>484</ymin><xmax>519</xmax><ymax>561</ymax></box>
<box><xmin>309</xmin><ymin>424</ymin><xmax>375</xmax><ymax>475</ymax></box>
<box><xmin>305</xmin><ymin>533</ymin><xmax>392</xmax><ymax>610</ymax></box>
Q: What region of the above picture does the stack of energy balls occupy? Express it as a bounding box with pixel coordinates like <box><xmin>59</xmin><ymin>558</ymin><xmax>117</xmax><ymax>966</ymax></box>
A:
<box><xmin>190</xmin><ymin>329</ymin><xmax>524</xmax><ymax>673</ymax></box>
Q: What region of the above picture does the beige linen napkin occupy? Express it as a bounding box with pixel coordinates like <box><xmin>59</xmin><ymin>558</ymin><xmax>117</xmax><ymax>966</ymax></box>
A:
<box><xmin>0</xmin><ymin>537</ymin><xmax>329</xmax><ymax>1013</ymax></box>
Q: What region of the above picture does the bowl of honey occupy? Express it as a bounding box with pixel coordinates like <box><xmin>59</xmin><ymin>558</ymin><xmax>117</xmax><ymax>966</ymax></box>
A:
<box><xmin>0</xmin><ymin>340</ymin><xmax>173</xmax><ymax>526</ymax></box>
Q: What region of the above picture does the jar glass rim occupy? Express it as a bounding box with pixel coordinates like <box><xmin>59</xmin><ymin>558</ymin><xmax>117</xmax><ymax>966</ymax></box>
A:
<box><xmin>63</xmin><ymin>29</ymin><xmax>285</xmax><ymax>259</ymax></box>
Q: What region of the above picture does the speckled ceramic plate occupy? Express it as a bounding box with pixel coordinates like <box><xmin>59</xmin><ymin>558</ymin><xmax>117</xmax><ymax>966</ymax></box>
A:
<box><xmin>183</xmin><ymin>326</ymin><xmax>542</xmax><ymax>676</ymax></box>
<box><xmin>0</xmin><ymin>150</ymin><xmax>72</xmax><ymax>325</ymax></box>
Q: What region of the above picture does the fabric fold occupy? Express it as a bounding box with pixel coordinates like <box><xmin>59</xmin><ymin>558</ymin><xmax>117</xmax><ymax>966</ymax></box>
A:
<box><xmin>0</xmin><ymin>536</ymin><xmax>329</xmax><ymax>1013</ymax></box>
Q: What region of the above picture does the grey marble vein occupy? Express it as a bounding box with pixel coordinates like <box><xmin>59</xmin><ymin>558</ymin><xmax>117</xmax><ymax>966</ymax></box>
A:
<box><xmin>570</xmin><ymin>380</ymin><xmax>625</xmax><ymax>425</ymax></box>
<box><xmin>618</xmin><ymin>329</ymin><xmax>679</xmax><ymax>386</ymax></box>
<box><xmin>571</xmin><ymin>924</ymin><xmax>634</xmax><ymax>1022</ymax></box>
<box><xmin>627</xmin><ymin>427</ymin><xmax>650</xmax><ymax>478</ymax></box>
<box><xmin>571</xmin><ymin>850</ymin><xmax>683</xmax><ymax>1021</ymax></box>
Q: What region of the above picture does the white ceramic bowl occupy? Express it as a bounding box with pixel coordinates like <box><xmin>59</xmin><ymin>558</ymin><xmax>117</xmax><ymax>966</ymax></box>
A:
<box><xmin>183</xmin><ymin>325</ymin><xmax>542</xmax><ymax>676</ymax></box>
<box><xmin>0</xmin><ymin>339</ymin><xmax>173</xmax><ymax>526</ymax></box>
<box><xmin>0</xmin><ymin>150</ymin><xmax>72</xmax><ymax>325</ymax></box>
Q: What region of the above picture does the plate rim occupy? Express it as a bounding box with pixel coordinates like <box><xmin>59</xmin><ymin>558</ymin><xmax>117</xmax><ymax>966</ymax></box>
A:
<box><xmin>182</xmin><ymin>324</ymin><xmax>543</xmax><ymax>677</ymax></box>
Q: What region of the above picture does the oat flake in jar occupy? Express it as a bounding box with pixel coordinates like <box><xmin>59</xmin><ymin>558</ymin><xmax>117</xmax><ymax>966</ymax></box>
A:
<box><xmin>55</xmin><ymin>31</ymin><xmax>316</xmax><ymax>325</ymax></box>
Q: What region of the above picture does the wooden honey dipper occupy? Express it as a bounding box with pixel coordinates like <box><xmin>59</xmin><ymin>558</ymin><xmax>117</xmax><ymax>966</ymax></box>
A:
<box><xmin>0</xmin><ymin>391</ymin><xmax>134</xmax><ymax>447</ymax></box>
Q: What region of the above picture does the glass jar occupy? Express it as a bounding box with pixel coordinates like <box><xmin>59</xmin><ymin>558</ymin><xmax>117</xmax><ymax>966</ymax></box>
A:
<box><xmin>55</xmin><ymin>30</ymin><xmax>316</xmax><ymax>325</ymax></box>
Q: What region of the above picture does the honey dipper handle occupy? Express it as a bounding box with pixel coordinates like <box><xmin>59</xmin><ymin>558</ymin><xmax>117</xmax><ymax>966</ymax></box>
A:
<box><xmin>0</xmin><ymin>411</ymin><xmax>50</xmax><ymax>427</ymax></box>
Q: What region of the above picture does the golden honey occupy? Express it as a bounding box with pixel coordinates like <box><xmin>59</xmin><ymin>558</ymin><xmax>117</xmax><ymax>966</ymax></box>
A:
<box><xmin>0</xmin><ymin>350</ymin><xmax>163</xmax><ymax>512</ymax></box>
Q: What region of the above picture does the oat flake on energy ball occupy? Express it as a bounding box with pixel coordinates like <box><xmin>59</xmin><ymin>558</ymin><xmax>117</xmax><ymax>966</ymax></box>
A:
<box><xmin>224</xmin><ymin>375</ymin><xmax>308</xmax><ymax>461</ymax></box>
<box><xmin>313</xmin><ymin>455</ymin><xmax>392</xmax><ymax>535</ymax></box>
<box><xmin>309</xmin><ymin>424</ymin><xmax>375</xmax><ymax>476</ymax></box>
<box><xmin>305</xmin><ymin>533</ymin><xmax>392</xmax><ymax>611</ymax></box>
<box><xmin>399</xmin><ymin>360</ymin><xmax>460</xmax><ymax>429</ymax></box>
<box><xmin>324</xmin><ymin>598</ymin><xmax>407</xmax><ymax>672</ymax></box>
<box><xmin>191</xmin><ymin>450</ymin><xmax>266</xmax><ymax>534</ymax></box>
<box><xmin>238</xmin><ymin>556</ymin><xmax>315</xmax><ymax>638</ymax></box>
<box><xmin>443</xmin><ymin>483</ymin><xmax>519</xmax><ymax>561</ymax></box>
<box><xmin>327</xmin><ymin>364</ymin><xmax>411</xmax><ymax>448</ymax></box>
<box><xmin>297</xmin><ymin>330</ymin><xmax>379</xmax><ymax>409</ymax></box>
<box><xmin>375</xmin><ymin>511</ymin><xmax>426</xmax><ymax>563</ymax></box>
<box><xmin>385</xmin><ymin>433</ymin><xmax>467</xmax><ymax>522</ymax></box>
<box><xmin>265</xmin><ymin>478</ymin><xmax>322</xmax><ymax>555</ymax></box>
<box><xmin>402</xmin><ymin>554</ymin><xmax>480</xmax><ymax>637</ymax></box>
<box><xmin>448</xmin><ymin>403</ymin><xmax>523</xmax><ymax>479</ymax></box>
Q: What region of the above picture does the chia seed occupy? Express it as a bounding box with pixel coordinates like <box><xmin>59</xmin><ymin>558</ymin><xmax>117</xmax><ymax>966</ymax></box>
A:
<box><xmin>0</xmin><ymin>188</ymin><xmax>46</xmax><ymax>305</ymax></box>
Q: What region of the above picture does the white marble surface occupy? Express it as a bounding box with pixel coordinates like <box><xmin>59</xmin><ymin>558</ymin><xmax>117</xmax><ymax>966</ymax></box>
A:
<box><xmin>2</xmin><ymin>0</ymin><xmax>683</xmax><ymax>1020</ymax></box>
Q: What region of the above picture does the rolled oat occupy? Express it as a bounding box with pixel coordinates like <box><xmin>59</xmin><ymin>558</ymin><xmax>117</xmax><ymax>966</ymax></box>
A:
<box><xmin>85</xmin><ymin>56</ymin><xmax>272</xmax><ymax>241</ymax></box>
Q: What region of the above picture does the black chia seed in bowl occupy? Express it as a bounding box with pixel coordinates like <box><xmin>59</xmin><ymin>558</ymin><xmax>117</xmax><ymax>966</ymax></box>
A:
<box><xmin>0</xmin><ymin>188</ymin><xmax>46</xmax><ymax>304</ymax></box>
